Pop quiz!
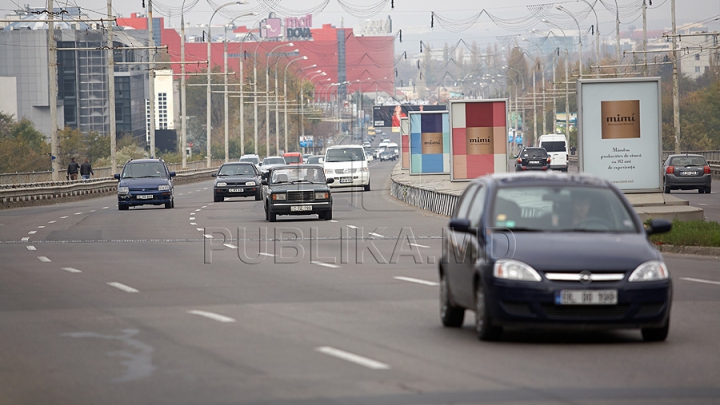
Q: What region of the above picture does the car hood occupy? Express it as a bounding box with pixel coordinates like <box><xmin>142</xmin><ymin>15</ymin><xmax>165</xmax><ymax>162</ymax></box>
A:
<box><xmin>215</xmin><ymin>175</ymin><xmax>258</xmax><ymax>182</ymax></box>
<box><xmin>489</xmin><ymin>231</ymin><xmax>661</xmax><ymax>271</ymax></box>
<box><xmin>119</xmin><ymin>178</ymin><xmax>171</xmax><ymax>188</ymax></box>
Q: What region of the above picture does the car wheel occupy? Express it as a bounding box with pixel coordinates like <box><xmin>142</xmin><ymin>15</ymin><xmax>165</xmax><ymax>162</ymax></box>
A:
<box><xmin>364</xmin><ymin>182</ymin><xmax>371</xmax><ymax>192</ymax></box>
<box><xmin>268</xmin><ymin>209</ymin><xmax>277</xmax><ymax>222</ymax></box>
<box><xmin>214</xmin><ymin>195</ymin><xmax>223</xmax><ymax>202</ymax></box>
<box><xmin>264</xmin><ymin>203</ymin><xmax>269</xmax><ymax>221</ymax></box>
<box><xmin>255</xmin><ymin>191</ymin><xmax>262</xmax><ymax>201</ymax></box>
<box><xmin>642</xmin><ymin>318</ymin><xmax>669</xmax><ymax>342</ymax></box>
<box><xmin>706</xmin><ymin>186</ymin><xmax>712</xmax><ymax>194</ymax></box>
<box><xmin>475</xmin><ymin>282</ymin><xmax>502</xmax><ymax>341</ymax></box>
<box><xmin>440</xmin><ymin>273</ymin><xmax>465</xmax><ymax>327</ymax></box>
<box><xmin>323</xmin><ymin>210</ymin><xmax>333</xmax><ymax>220</ymax></box>
<box><xmin>664</xmin><ymin>184</ymin><xmax>671</xmax><ymax>194</ymax></box>
<box><xmin>118</xmin><ymin>204</ymin><xmax>128</xmax><ymax>211</ymax></box>
<box><xmin>698</xmin><ymin>188</ymin><xmax>704</xmax><ymax>194</ymax></box>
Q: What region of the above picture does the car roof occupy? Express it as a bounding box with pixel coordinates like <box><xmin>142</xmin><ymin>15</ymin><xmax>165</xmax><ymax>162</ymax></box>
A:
<box><xmin>269</xmin><ymin>164</ymin><xmax>324</xmax><ymax>170</ymax></box>
<box><xmin>326</xmin><ymin>144</ymin><xmax>364</xmax><ymax>149</ymax></box>
<box><xmin>222</xmin><ymin>162</ymin><xmax>255</xmax><ymax>166</ymax></box>
<box><xmin>667</xmin><ymin>153</ymin><xmax>704</xmax><ymax>158</ymax></box>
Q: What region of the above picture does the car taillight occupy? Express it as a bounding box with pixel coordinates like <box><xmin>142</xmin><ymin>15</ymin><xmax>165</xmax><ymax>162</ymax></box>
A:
<box><xmin>666</xmin><ymin>166</ymin><xmax>674</xmax><ymax>174</ymax></box>
<box><xmin>704</xmin><ymin>165</ymin><xmax>711</xmax><ymax>174</ymax></box>
<box><xmin>547</xmin><ymin>157</ymin><xmax>551</xmax><ymax>163</ymax></box>
<box><xmin>517</xmin><ymin>158</ymin><xmax>522</xmax><ymax>163</ymax></box>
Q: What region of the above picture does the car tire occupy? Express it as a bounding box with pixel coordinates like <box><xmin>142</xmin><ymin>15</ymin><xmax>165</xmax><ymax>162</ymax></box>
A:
<box><xmin>165</xmin><ymin>200</ymin><xmax>173</xmax><ymax>209</ymax></box>
<box><xmin>264</xmin><ymin>203</ymin><xmax>269</xmax><ymax>221</ymax></box>
<box><xmin>707</xmin><ymin>186</ymin><xmax>712</xmax><ymax>194</ymax></box>
<box><xmin>214</xmin><ymin>195</ymin><xmax>223</xmax><ymax>202</ymax></box>
<box><xmin>698</xmin><ymin>188</ymin><xmax>704</xmax><ymax>194</ymax></box>
<box><xmin>664</xmin><ymin>184</ymin><xmax>671</xmax><ymax>194</ymax></box>
<box><xmin>642</xmin><ymin>318</ymin><xmax>670</xmax><ymax>342</ymax></box>
<box><xmin>268</xmin><ymin>210</ymin><xmax>277</xmax><ymax>222</ymax></box>
<box><xmin>364</xmin><ymin>182</ymin><xmax>371</xmax><ymax>192</ymax></box>
<box><xmin>475</xmin><ymin>282</ymin><xmax>502</xmax><ymax>341</ymax></box>
<box><xmin>255</xmin><ymin>191</ymin><xmax>262</xmax><ymax>201</ymax></box>
<box><xmin>322</xmin><ymin>210</ymin><xmax>333</xmax><ymax>220</ymax></box>
<box><xmin>118</xmin><ymin>204</ymin><xmax>128</xmax><ymax>211</ymax></box>
<box><xmin>440</xmin><ymin>273</ymin><xmax>465</xmax><ymax>327</ymax></box>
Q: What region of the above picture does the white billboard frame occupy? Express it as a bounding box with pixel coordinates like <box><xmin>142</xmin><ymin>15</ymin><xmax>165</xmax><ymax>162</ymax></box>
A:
<box><xmin>577</xmin><ymin>77</ymin><xmax>663</xmax><ymax>193</ymax></box>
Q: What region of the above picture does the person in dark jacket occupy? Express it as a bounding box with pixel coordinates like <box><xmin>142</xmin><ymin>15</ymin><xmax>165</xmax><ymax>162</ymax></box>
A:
<box><xmin>80</xmin><ymin>158</ymin><xmax>94</xmax><ymax>180</ymax></box>
<box><xmin>67</xmin><ymin>157</ymin><xmax>80</xmax><ymax>180</ymax></box>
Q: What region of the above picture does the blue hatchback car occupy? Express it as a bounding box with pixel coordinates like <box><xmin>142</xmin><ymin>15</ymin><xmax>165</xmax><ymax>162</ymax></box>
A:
<box><xmin>440</xmin><ymin>172</ymin><xmax>673</xmax><ymax>342</ymax></box>
<box><xmin>114</xmin><ymin>159</ymin><xmax>176</xmax><ymax>210</ymax></box>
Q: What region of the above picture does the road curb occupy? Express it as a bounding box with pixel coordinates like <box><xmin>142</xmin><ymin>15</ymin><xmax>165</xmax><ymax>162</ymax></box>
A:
<box><xmin>654</xmin><ymin>244</ymin><xmax>720</xmax><ymax>257</ymax></box>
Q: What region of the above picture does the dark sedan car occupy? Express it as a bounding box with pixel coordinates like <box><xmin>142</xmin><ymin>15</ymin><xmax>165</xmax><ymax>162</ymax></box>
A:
<box><xmin>379</xmin><ymin>149</ymin><xmax>396</xmax><ymax>162</ymax></box>
<box><xmin>114</xmin><ymin>159</ymin><xmax>176</xmax><ymax>210</ymax></box>
<box><xmin>440</xmin><ymin>172</ymin><xmax>673</xmax><ymax>342</ymax></box>
<box><xmin>663</xmin><ymin>153</ymin><xmax>712</xmax><ymax>194</ymax></box>
<box><xmin>263</xmin><ymin>164</ymin><xmax>334</xmax><ymax>222</ymax></box>
<box><xmin>515</xmin><ymin>147</ymin><xmax>550</xmax><ymax>171</ymax></box>
<box><xmin>212</xmin><ymin>162</ymin><xmax>262</xmax><ymax>202</ymax></box>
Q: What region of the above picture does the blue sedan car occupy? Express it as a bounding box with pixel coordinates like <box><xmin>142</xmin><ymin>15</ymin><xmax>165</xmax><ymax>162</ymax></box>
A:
<box><xmin>440</xmin><ymin>172</ymin><xmax>673</xmax><ymax>341</ymax></box>
<box><xmin>114</xmin><ymin>159</ymin><xmax>176</xmax><ymax>210</ymax></box>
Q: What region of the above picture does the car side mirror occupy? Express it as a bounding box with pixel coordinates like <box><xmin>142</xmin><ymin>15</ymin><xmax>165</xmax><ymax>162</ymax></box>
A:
<box><xmin>211</xmin><ymin>173</ymin><xmax>217</xmax><ymax>177</ymax></box>
<box><xmin>326</xmin><ymin>178</ymin><xmax>334</xmax><ymax>184</ymax></box>
<box><xmin>261</xmin><ymin>179</ymin><xmax>268</xmax><ymax>185</ymax></box>
<box><xmin>113</xmin><ymin>174</ymin><xmax>120</xmax><ymax>180</ymax></box>
<box><xmin>169</xmin><ymin>172</ymin><xmax>176</xmax><ymax>177</ymax></box>
<box><xmin>646</xmin><ymin>219</ymin><xmax>672</xmax><ymax>236</ymax></box>
<box><xmin>448</xmin><ymin>218</ymin><xmax>474</xmax><ymax>233</ymax></box>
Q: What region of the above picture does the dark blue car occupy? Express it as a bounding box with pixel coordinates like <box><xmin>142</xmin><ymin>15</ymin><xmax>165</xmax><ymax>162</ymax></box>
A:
<box><xmin>440</xmin><ymin>172</ymin><xmax>673</xmax><ymax>341</ymax></box>
<box><xmin>114</xmin><ymin>159</ymin><xmax>176</xmax><ymax>210</ymax></box>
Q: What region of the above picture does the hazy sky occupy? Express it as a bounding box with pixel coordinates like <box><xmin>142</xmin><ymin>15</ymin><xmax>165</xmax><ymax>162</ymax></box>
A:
<box><xmin>1</xmin><ymin>0</ymin><xmax>718</xmax><ymax>52</ymax></box>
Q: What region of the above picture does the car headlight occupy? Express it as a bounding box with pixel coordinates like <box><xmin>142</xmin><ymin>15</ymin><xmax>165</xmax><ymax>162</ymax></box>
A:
<box><xmin>629</xmin><ymin>260</ymin><xmax>669</xmax><ymax>282</ymax></box>
<box><xmin>118</xmin><ymin>186</ymin><xmax>129</xmax><ymax>194</ymax></box>
<box><xmin>315</xmin><ymin>192</ymin><xmax>329</xmax><ymax>199</ymax></box>
<box><xmin>158</xmin><ymin>185</ymin><xmax>170</xmax><ymax>191</ymax></box>
<box><xmin>493</xmin><ymin>259</ymin><xmax>542</xmax><ymax>282</ymax></box>
<box><xmin>216</xmin><ymin>182</ymin><xmax>227</xmax><ymax>187</ymax></box>
<box><xmin>272</xmin><ymin>193</ymin><xmax>286</xmax><ymax>201</ymax></box>
<box><xmin>245</xmin><ymin>181</ymin><xmax>256</xmax><ymax>186</ymax></box>
<box><xmin>324</xmin><ymin>169</ymin><xmax>333</xmax><ymax>175</ymax></box>
<box><xmin>361</xmin><ymin>167</ymin><xmax>369</xmax><ymax>172</ymax></box>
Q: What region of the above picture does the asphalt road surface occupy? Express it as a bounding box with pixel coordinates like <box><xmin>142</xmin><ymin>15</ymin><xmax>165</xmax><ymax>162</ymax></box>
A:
<box><xmin>1</xmin><ymin>158</ymin><xmax>719</xmax><ymax>405</ymax></box>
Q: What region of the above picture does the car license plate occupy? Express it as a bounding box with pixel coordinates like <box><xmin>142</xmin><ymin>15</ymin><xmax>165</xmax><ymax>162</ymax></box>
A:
<box><xmin>229</xmin><ymin>188</ymin><xmax>243</xmax><ymax>192</ymax></box>
<box><xmin>339</xmin><ymin>178</ymin><xmax>352</xmax><ymax>183</ymax></box>
<box><xmin>680</xmin><ymin>171</ymin><xmax>696</xmax><ymax>176</ymax></box>
<box><xmin>136</xmin><ymin>194</ymin><xmax>153</xmax><ymax>199</ymax></box>
<box><xmin>290</xmin><ymin>205</ymin><xmax>312</xmax><ymax>212</ymax></box>
<box><xmin>555</xmin><ymin>290</ymin><xmax>617</xmax><ymax>305</ymax></box>
<box><xmin>529</xmin><ymin>160</ymin><xmax>540</xmax><ymax>164</ymax></box>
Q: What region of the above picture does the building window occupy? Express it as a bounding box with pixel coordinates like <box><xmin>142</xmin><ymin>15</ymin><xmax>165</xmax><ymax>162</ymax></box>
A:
<box><xmin>695</xmin><ymin>54</ymin><xmax>700</xmax><ymax>61</ymax></box>
<box><xmin>695</xmin><ymin>67</ymin><xmax>701</xmax><ymax>73</ymax></box>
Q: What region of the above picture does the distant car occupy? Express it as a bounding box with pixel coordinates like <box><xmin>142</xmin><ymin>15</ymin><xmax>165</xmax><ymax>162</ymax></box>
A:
<box><xmin>386</xmin><ymin>142</ymin><xmax>399</xmax><ymax>158</ymax></box>
<box><xmin>239</xmin><ymin>154</ymin><xmax>261</xmax><ymax>166</ymax></box>
<box><xmin>440</xmin><ymin>172</ymin><xmax>673</xmax><ymax>342</ymax></box>
<box><xmin>379</xmin><ymin>149</ymin><xmax>396</xmax><ymax>162</ymax></box>
<box><xmin>324</xmin><ymin>145</ymin><xmax>371</xmax><ymax>191</ymax></box>
<box><xmin>515</xmin><ymin>147</ymin><xmax>551</xmax><ymax>171</ymax></box>
<box><xmin>260</xmin><ymin>156</ymin><xmax>286</xmax><ymax>173</ymax></box>
<box><xmin>114</xmin><ymin>159</ymin><xmax>176</xmax><ymax>210</ymax></box>
<box><xmin>212</xmin><ymin>162</ymin><xmax>262</xmax><ymax>202</ymax></box>
<box><xmin>305</xmin><ymin>155</ymin><xmax>325</xmax><ymax>165</ymax></box>
<box><xmin>537</xmin><ymin>134</ymin><xmax>568</xmax><ymax>172</ymax></box>
<box><xmin>283</xmin><ymin>152</ymin><xmax>303</xmax><ymax>165</ymax></box>
<box><xmin>363</xmin><ymin>141</ymin><xmax>372</xmax><ymax>148</ymax></box>
<box><xmin>663</xmin><ymin>153</ymin><xmax>712</xmax><ymax>194</ymax></box>
<box><xmin>262</xmin><ymin>164</ymin><xmax>334</xmax><ymax>222</ymax></box>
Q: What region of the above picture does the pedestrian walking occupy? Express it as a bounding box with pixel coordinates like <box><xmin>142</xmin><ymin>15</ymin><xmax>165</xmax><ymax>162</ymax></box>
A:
<box><xmin>80</xmin><ymin>158</ymin><xmax>94</xmax><ymax>180</ymax></box>
<box><xmin>67</xmin><ymin>157</ymin><xmax>80</xmax><ymax>181</ymax></box>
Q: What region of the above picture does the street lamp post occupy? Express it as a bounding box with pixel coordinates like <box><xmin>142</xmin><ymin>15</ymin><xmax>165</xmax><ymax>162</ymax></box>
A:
<box><xmin>556</xmin><ymin>5</ymin><xmax>582</xmax><ymax>79</ymax></box>
<box><xmin>180</xmin><ymin>0</ymin><xmax>195</xmax><ymax>168</ymax></box>
<box><xmin>283</xmin><ymin>57</ymin><xmax>309</xmax><ymax>153</ymax></box>
<box><xmin>265</xmin><ymin>43</ymin><xmax>294</xmax><ymax>155</ymax></box>
<box><xmin>578</xmin><ymin>0</ymin><xmax>600</xmax><ymax>77</ymax></box>
<box><xmin>273</xmin><ymin>49</ymin><xmax>300</xmax><ymax>154</ymax></box>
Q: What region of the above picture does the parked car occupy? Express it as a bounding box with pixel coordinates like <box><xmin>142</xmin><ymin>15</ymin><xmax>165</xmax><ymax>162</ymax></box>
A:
<box><xmin>440</xmin><ymin>172</ymin><xmax>673</xmax><ymax>342</ymax></box>
<box><xmin>212</xmin><ymin>162</ymin><xmax>262</xmax><ymax>202</ymax></box>
<box><xmin>537</xmin><ymin>134</ymin><xmax>568</xmax><ymax>172</ymax></box>
<box><xmin>324</xmin><ymin>145</ymin><xmax>371</xmax><ymax>191</ymax></box>
<box><xmin>262</xmin><ymin>164</ymin><xmax>334</xmax><ymax>222</ymax></box>
<box><xmin>663</xmin><ymin>153</ymin><xmax>712</xmax><ymax>194</ymax></box>
<box><xmin>515</xmin><ymin>147</ymin><xmax>551</xmax><ymax>171</ymax></box>
<box><xmin>114</xmin><ymin>159</ymin><xmax>176</xmax><ymax>210</ymax></box>
<box><xmin>379</xmin><ymin>149</ymin><xmax>396</xmax><ymax>162</ymax></box>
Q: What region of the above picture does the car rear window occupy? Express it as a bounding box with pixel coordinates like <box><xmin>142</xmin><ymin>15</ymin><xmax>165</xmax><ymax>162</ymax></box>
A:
<box><xmin>540</xmin><ymin>141</ymin><xmax>566</xmax><ymax>152</ymax></box>
<box><xmin>284</xmin><ymin>155</ymin><xmax>302</xmax><ymax>164</ymax></box>
<box><xmin>522</xmin><ymin>148</ymin><xmax>548</xmax><ymax>158</ymax></box>
<box><xmin>669</xmin><ymin>156</ymin><xmax>707</xmax><ymax>166</ymax></box>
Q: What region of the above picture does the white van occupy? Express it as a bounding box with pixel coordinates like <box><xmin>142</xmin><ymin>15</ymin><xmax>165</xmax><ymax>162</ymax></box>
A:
<box><xmin>324</xmin><ymin>145</ymin><xmax>371</xmax><ymax>191</ymax></box>
<box><xmin>386</xmin><ymin>142</ymin><xmax>399</xmax><ymax>158</ymax></box>
<box><xmin>537</xmin><ymin>134</ymin><xmax>568</xmax><ymax>172</ymax></box>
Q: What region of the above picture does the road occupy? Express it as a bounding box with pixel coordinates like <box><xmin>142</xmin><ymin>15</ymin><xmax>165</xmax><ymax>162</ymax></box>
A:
<box><xmin>1</xmin><ymin>158</ymin><xmax>719</xmax><ymax>405</ymax></box>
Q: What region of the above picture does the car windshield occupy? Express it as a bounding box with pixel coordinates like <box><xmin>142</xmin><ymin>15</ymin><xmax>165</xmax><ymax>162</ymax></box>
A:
<box><xmin>326</xmin><ymin>148</ymin><xmax>364</xmax><ymax>162</ymax></box>
<box><xmin>540</xmin><ymin>141</ymin><xmax>566</xmax><ymax>152</ymax></box>
<box><xmin>669</xmin><ymin>156</ymin><xmax>706</xmax><ymax>167</ymax></box>
<box><xmin>271</xmin><ymin>168</ymin><xmax>326</xmax><ymax>184</ymax></box>
<box><xmin>263</xmin><ymin>157</ymin><xmax>285</xmax><ymax>165</ymax></box>
<box><xmin>490</xmin><ymin>186</ymin><xmax>638</xmax><ymax>233</ymax></box>
<box><xmin>122</xmin><ymin>162</ymin><xmax>166</xmax><ymax>178</ymax></box>
<box><xmin>218</xmin><ymin>165</ymin><xmax>254</xmax><ymax>176</ymax></box>
<box><xmin>284</xmin><ymin>155</ymin><xmax>302</xmax><ymax>164</ymax></box>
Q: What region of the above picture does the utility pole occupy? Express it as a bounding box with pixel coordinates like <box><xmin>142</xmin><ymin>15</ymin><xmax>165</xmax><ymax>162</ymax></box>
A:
<box><xmin>671</xmin><ymin>0</ymin><xmax>680</xmax><ymax>153</ymax></box>
<box><xmin>107</xmin><ymin>0</ymin><xmax>117</xmax><ymax>174</ymax></box>
<box><xmin>48</xmin><ymin>0</ymin><xmax>60</xmax><ymax>181</ymax></box>
<box><xmin>148</xmin><ymin>0</ymin><xmax>156</xmax><ymax>158</ymax></box>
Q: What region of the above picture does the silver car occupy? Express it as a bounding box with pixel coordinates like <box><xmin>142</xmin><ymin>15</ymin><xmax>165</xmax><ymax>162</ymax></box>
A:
<box><xmin>663</xmin><ymin>154</ymin><xmax>712</xmax><ymax>194</ymax></box>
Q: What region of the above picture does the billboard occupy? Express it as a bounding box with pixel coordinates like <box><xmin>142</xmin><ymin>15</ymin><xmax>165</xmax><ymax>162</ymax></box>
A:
<box><xmin>400</xmin><ymin>117</ymin><xmax>409</xmax><ymax>169</ymax></box>
<box><xmin>409</xmin><ymin>111</ymin><xmax>450</xmax><ymax>175</ymax></box>
<box><xmin>449</xmin><ymin>99</ymin><xmax>508</xmax><ymax>181</ymax></box>
<box><xmin>372</xmin><ymin>105</ymin><xmax>447</xmax><ymax>130</ymax></box>
<box><xmin>577</xmin><ymin>78</ymin><xmax>662</xmax><ymax>192</ymax></box>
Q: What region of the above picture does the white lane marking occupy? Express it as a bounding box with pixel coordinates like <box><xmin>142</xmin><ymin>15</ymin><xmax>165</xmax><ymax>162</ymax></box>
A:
<box><xmin>74</xmin><ymin>212</ymin><xmax>82</xmax><ymax>215</ymax></box>
<box><xmin>195</xmin><ymin>209</ymin><xmax>201</xmax><ymax>212</ymax></box>
<box><xmin>197</xmin><ymin>228</ymin><xmax>204</xmax><ymax>232</ymax></box>
<box><xmin>259</xmin><ymin>252</ymin><xmax>275</xmax><ymax>257</ymax></box>
<box><xmin>48</xmin><ymin>220</ymin><xmax>56</xmax><ymax>223</ymax></box>
<box><xmin>369</xmin><ymin>232</ymin><xmax>384</xmax><ymax>238</ymax></box>
<box><xmin>203</xmin><ymin>188</ymin><xmax>208</xmax><ymax>190</ymax></box>
<box><xmin>330</xmin><ymin>220</ymin><xmax>338</xmax><ymax>223</ymax></box>
<box><xmin>37</xmin><ymin>226</ymin><xmax>45</xmax><ymax>229</ymax></box>
<box><xmin>393</xmin><ymin>276</ymin><xmax>439</xmax><ymax>286</ymax></box>
<box><xmin>223</xmin><ymin>243</ymin><xmax>237</xmax><ymax>249</ymax></box>
<box><xmin>315</xmin><ymin>346</ymin><xmax>390</xmax><ymax>370</ymax></box>
<box><xmin>21</xmin><ymin>237</ymin><xmax>30</xmax><ymax>242</ymax></box>
<box><xmin>26</xmin><ymin>246</ymin><xmax>37</xmax><ymax>251</ymax></box>
<box><xmin>38</xmin><ymin>256</ymin><xmax>51</xmax><ymax>262</ymax></box>
<box><xmin>60</xmin><ymin>216</ymin><xmax>69</xmax><ymax>219</ymax></box>
<box><xmin>178</xmin><ymin>193</ymin><xmax>184</xmax><ymax>196</ymax></box>
<box><xmin>681</xmin><ymin>277</ymin><xmax>720</xmax><ymax>286</ymax></box>
<box><xmin>187</xmin><ymin>310</ymin><xmax>236</xmax><ymax>323</ymax></box>
<box><xmin>28</xmin><ymin>231</ymin><xmax>37</xmax><ymax>234</ymax></box>
<box><xmin>89</xmin><ymin>210</ymin><xmax>96</xmax><ymax>212</ymax></box>
<box><xmin>103</xmin><ymin>207</ymin><xmax>109</xmax><ymax>209</ymax></box>
<box><xmin>312</xmin><ymin>261</ymin><xmax>340</xmax><ymax>269</ymax></box>
<box><xmin>204</xmin><ymin>234</ymin><xmax>213</xmax><ymax>239</ymax></box>
<box><xmin>190</xmin><ymin>223</ymin><xmax>197</xmax><ymax>226</ymax></box>
<box><xmin>346</xmin><ymin>225</ymin><xmax>358</xmax><ymax>229</ymax></box>
<box><xmin>107</xmin><ymin>282</ymin><xmax>140</xmax><ymax>293</ymax></box>
<box><xmin>201</xmin><ymin>205</ymin><xmax>207</xmax><ymax>208</ymax></box>
<box><xmin>410</xmin><ymin>243</ymin><xmax>430</xmax><ymax>249</ymax></box>
<box><xmin>62</xmin><ymin>267</ymin><xmax>82</xmax><ymax>273</ymax></box>
<box><xmin>697</xmin><ymin>203</ymin><xmax>707</xmax><ymax>206</ymax></box>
